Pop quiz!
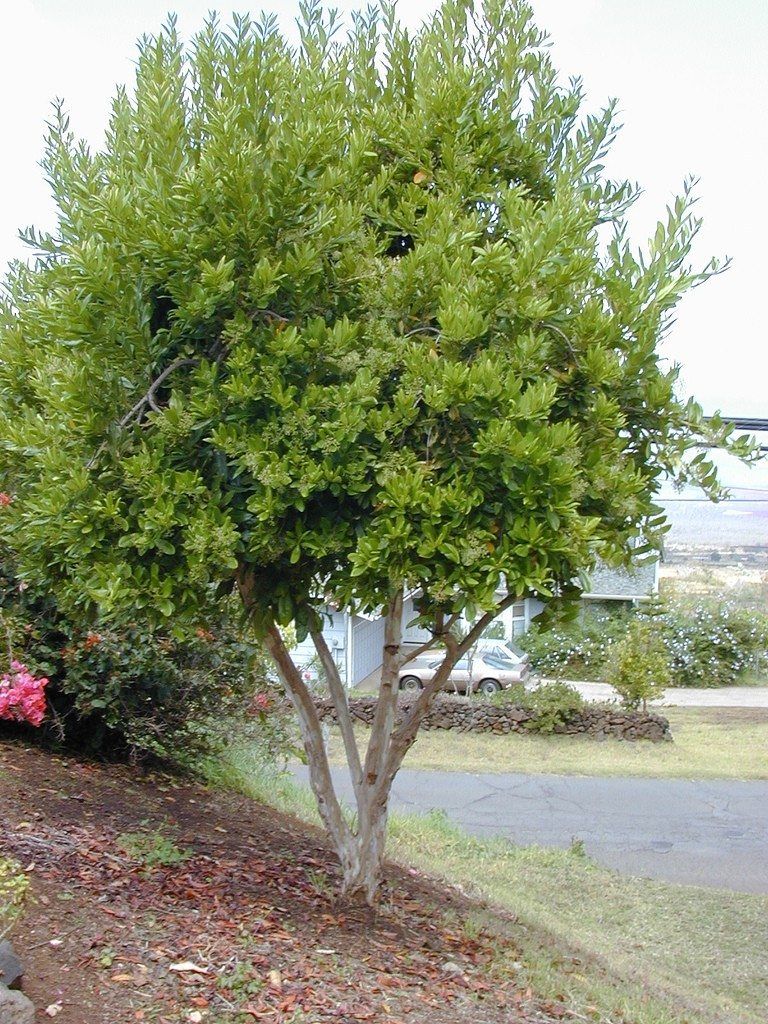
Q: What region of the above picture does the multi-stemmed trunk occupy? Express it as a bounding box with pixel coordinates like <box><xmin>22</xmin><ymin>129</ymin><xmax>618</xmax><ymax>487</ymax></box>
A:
<box><xmin>336</xmin><ymin>796</ymin><xmax>390</xmax><ymax>902</ymax></box>
<box><xmin>240</xmin><ymin>569</ymin><xmax>520</xmax><ymax>903</ymax></box>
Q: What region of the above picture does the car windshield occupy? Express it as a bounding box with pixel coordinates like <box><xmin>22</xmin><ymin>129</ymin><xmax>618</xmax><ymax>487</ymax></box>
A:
<box><xmin>501</xmin><ymin>634</ymin><xmax>528</xmax><ymax>659</ymax></box>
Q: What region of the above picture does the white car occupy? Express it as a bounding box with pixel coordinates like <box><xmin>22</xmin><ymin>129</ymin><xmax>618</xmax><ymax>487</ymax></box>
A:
<box><xmin>398</xmin><ymin>639</ymin><xmax>531</xmax><ymax>695</ymax></box>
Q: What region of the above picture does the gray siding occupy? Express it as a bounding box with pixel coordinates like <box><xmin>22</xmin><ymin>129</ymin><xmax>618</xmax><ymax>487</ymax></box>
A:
<box><xmin>292</xmin><ymin>609</ymin><xmax>348</xmax><ymax>680</ymax></box>
<box><xmin>402</xmin><ymin>596</ymin><xmax>433</xmax><ymax>645</ymax></box>
<box><xmin>350</xmin><ymin>614</ymin><xmax>386</xmax><ymax>685</ymax></box>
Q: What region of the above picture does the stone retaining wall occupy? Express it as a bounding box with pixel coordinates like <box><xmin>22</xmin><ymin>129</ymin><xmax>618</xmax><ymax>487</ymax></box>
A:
<box><xmin>314</xmin><ymin>695</ymin><xmax>672</xmax><ymax>742</ymax></box>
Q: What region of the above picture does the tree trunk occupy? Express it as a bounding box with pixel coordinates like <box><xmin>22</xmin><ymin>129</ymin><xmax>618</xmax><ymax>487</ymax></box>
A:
<box><xmin>337</xmin><ymin>804</ymin><xmax>389</xmax><ymax>903</ymax></box>
<box><xmin>238</xmin><ymin>565</ymin><xmax>523</xmax><ymax>905</ymax></box>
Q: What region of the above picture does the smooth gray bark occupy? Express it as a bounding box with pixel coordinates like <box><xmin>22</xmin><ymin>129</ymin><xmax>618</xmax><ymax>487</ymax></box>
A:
<box><xmin>255</xmin><ymin>582</ymin><xmax>523</xmax><ymax>902</ymax></box>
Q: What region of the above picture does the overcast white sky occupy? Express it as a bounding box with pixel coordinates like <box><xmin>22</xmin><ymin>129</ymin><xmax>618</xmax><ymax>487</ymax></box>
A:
<box><xmin>1</xmin><ymin>0</ymin><xmax>766</xmax><ymax>435</ymax></box>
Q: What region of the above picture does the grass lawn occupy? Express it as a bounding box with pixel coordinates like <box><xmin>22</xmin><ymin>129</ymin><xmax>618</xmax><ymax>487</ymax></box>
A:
<box><xmin>219</xmin><ymin>744</ymin><xmax>768</xmax><ymax>1024</ymax></box>
<box><xmin>325</xmin><ymin>706</ymin><xmax>768</xmax><ymax>780</ymax></box>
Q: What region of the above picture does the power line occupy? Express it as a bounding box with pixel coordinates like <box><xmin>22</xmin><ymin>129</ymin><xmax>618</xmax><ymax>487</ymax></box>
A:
<box><xmin>660</xmin><ymin>498</ymin><xmax>768</xmax><ymax>503</ymax></box>
<box><xmin>701</xmin><ymin>416</ymin><xmax>768</xmax><ymax>451</ymax></box>
<box><xmin>706</xmin><ymin>416</ymin><xmax>768</xmax><ymax>432</ymax></box>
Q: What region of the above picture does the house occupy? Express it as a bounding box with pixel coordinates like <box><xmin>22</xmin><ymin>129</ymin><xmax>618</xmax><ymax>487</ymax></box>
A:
<box><xmin>293</xmin><ymin>560</ymin><xmax>659</xmax><ymax>689</ymax></box>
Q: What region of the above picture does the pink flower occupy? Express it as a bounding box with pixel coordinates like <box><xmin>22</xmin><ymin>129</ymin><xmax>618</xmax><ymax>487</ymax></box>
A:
<box><xmin>0</xmin><ymin>493</ymin><xmax>12</xmax><ymax>507</ymax></box>
<box><xmin>0</xmin><ymin>663</ymin><xmax>49</xmax><ymax>727</ymax></box>
<box><xmin>253</xmin><ymin>692</ymin><xmax>269</xmax><ymax>713</ymax></box>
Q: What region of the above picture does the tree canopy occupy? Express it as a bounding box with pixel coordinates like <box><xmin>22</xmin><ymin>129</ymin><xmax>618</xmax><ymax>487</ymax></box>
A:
<box><xmin>0</xmin><ymin>0</ymin><xmax>755</xmax><ymax>899</ymax></box>
<box><xmin>0</xmin><ymin>0</ymin><xmax>749</xmax><ymax>633</ymax></box>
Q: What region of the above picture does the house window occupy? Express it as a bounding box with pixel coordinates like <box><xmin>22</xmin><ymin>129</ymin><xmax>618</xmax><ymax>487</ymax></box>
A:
<box><xmin>510</xmin><ymin>601</ymin><xmax>527</xmax><ymax>636</ymax></box>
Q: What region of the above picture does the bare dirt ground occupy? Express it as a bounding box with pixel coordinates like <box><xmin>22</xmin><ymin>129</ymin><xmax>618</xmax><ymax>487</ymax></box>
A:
<box><xmin>0</xmin><ymin>740</ymin><xmax>576</xmax><ymax>1024</ymax></box>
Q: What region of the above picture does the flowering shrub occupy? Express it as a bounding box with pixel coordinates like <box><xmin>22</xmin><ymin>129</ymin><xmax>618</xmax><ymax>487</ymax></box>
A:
<box><xmin>519</xmin><ymin>611</ymin><xmax>629</xmax><ymax>681</ymax></box>
<box><xmin>0</xmin><ymin>660</ymin><xmax>49</xmax><ymax>726</ymax></box>
<box><xmin>252</xmin><ymin>692</ymin><xmax>270</xmax><ymax>713</ymax></box>
<box><xmin>646</xmin><ymin>603</ymin><xmax>768</xmax><ymax>687</ymax></box>
<box><xmin>0</xmin><ymin>553</ymin><xmax>288</xmax><ymax>765</ymax></box>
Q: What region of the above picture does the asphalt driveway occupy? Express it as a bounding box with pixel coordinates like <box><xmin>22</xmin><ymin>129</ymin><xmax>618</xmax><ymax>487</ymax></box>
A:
<box><xmin>292</xmin><ymin>766</ymin><xmax>768</xmax><ymax>894</ymax></box>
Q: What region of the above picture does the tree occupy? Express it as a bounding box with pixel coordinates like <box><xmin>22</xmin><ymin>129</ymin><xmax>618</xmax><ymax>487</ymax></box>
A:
<box><xmin>0</xmin><ymin>1</ymin><xmax>755</xmax><ymax>900</ymax></box>
<box><xmin>604</xmin><ymin>619</ymin><xmax>671</xmax><ymax>710</ymax></box>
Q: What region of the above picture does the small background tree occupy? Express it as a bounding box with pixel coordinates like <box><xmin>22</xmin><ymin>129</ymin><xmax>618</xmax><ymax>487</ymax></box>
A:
<box><xmin>0</xmin><ymin>1</ymin><xmax>755</xmax><ymax>900</ymax></box>
<box><xmin>604</xmin><ymin>619</ymin><xmax>671</xmax><ymax>710</ymax></box>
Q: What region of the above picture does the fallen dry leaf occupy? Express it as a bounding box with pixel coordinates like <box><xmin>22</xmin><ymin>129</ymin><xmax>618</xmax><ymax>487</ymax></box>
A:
<box><xmin>1</xmin><ymin>743</ymin><xmax>572</xmax><ymax>1024</ymax></box>
<box><xmin>170</xmin><ymin>961</ymin><xmax>210</xmax><ymax>975</ymax></box>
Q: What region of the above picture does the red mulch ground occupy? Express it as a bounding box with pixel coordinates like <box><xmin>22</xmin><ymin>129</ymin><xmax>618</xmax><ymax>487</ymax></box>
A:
<box><xmin>1</xmin><ymin>740</ymin><xmax>579</xmax><ymax>1024</ymax></box>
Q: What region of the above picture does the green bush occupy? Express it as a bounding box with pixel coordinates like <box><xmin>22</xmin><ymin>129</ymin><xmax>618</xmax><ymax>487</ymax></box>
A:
<box><xmin>487</xmin><ymin>683</ymin><xmax>527</xmax><ymax>706</ymax></box>
<box><xmin>520</xmin><ymin>601</ymin><xmax>768</xmax><ymax>688</ymax></box>
<box><xmin>0</xmin><ymin>556</ymin><xmax>290</xmax><ymax>766</ymax></box>
<box><xmin>649</xmin><ymin>603</ymin><xmax>768</xmax><ymax>687</ymax></box>
<box><xmin>518</xmin><ymin>610</ymin><xmax>630</xmax><ymax>681</ymax></box>
<box><xmin>604</xmin><ymin>620</ymin><xmax>671</xmax><ymax>710</ymax></box>
<box><xmin>56</xmin><ymin>621</ymin><xmax>268</xmax><ymax>766</ymax></box>
<box><xmin>0</xmin><ymin>856</ymin><xmax>29</xmax><ymax>940</ymax></box>
<box><xmin>523</xmin><ymin>680</ymin><xmax>585</xmax><ymax>734</ymax></box>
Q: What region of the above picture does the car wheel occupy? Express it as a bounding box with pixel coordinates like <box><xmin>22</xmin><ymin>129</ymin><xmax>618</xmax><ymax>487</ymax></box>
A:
<box><xmin>400</xmin><ymin>675</ymin><xmax>423</xmax><ymax>692</ymax></box>
<box><xmin>478</xmin><ymin>678</ymin><xmax>501</xmax><ymax>695</ymax></box>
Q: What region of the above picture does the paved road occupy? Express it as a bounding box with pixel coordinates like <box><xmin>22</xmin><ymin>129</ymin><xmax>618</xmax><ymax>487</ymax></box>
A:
<box><xmin>293</xmin><ymin>766</ymin><xmax>768</xmax><ymax>894</ymax></box>
<box><xmin>545</xmin><ymin>681</ymin><xmax>768</xmax><ymax>707</ymax></box>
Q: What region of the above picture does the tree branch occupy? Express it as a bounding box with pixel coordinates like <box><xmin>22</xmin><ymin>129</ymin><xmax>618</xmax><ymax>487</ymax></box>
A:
<box><xmin>140</xmin><ymin>357</ymin><xmax>199</xmax><ymax>422</ymax></box>
<box><xmin>254</xmin><ymin>308</ymin><xmax>291</xmax><ymax>324</ymax></box>
<box><xmin>375</xmin><ymin>632</ymin><xmax>459</xmax><ymax>800</ymax></box>
<box><xmin>540</xmin><ymin>320</ymin><xmax>577</xmax><ymax>358</ymax></box>
<box><xmin>86</xmin><ymin>356</ymin><xmax>200</xmax><ymax>468</ymax></box>
<box><xmin>455</xmin><ymin>592</ymin><xmax>522</xmax><ymax>657</ymax></box>
<box><xmin>402</xmin><ymin>325</ymin><xmax>440</xmax><ymax>338</ymax></box>
<box><xmin>310</xmin><ymin>622</ymin><xmax>363</xmax><ymax>799</ymax></box>
<box><xmin>382</xmin><ymin>592</ymin><xmax>524</xmax><ymax>786</ymax></box>
<box><xmin>116</xmin><ymin>357</ymin><xmax>200</xmax><ymax>431</ymax></box>
<box><xmin>396</xmin><ymin>609</ymin><xmax>464</xmax><ymax>667</ymax></box>
<box><xmin>397</xmin><ymin>637</ymin><xmax>440</xmax><ymax>667</ymax></box>
<box><xmin>263</xmin><ymin>623</ymin><xmax>352</xmax><ymax>849</ymax></box>
<box><xmin>361</xmin><ymin>590</ymin><xmax>403</xmax><ymax>791</ymax></box>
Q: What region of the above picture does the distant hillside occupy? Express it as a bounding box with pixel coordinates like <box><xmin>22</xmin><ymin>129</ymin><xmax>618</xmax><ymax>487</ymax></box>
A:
<box><xmin>661</xmin><ymin>489</ymin><xmax>768</xmax><ymax>567</ymax></box>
